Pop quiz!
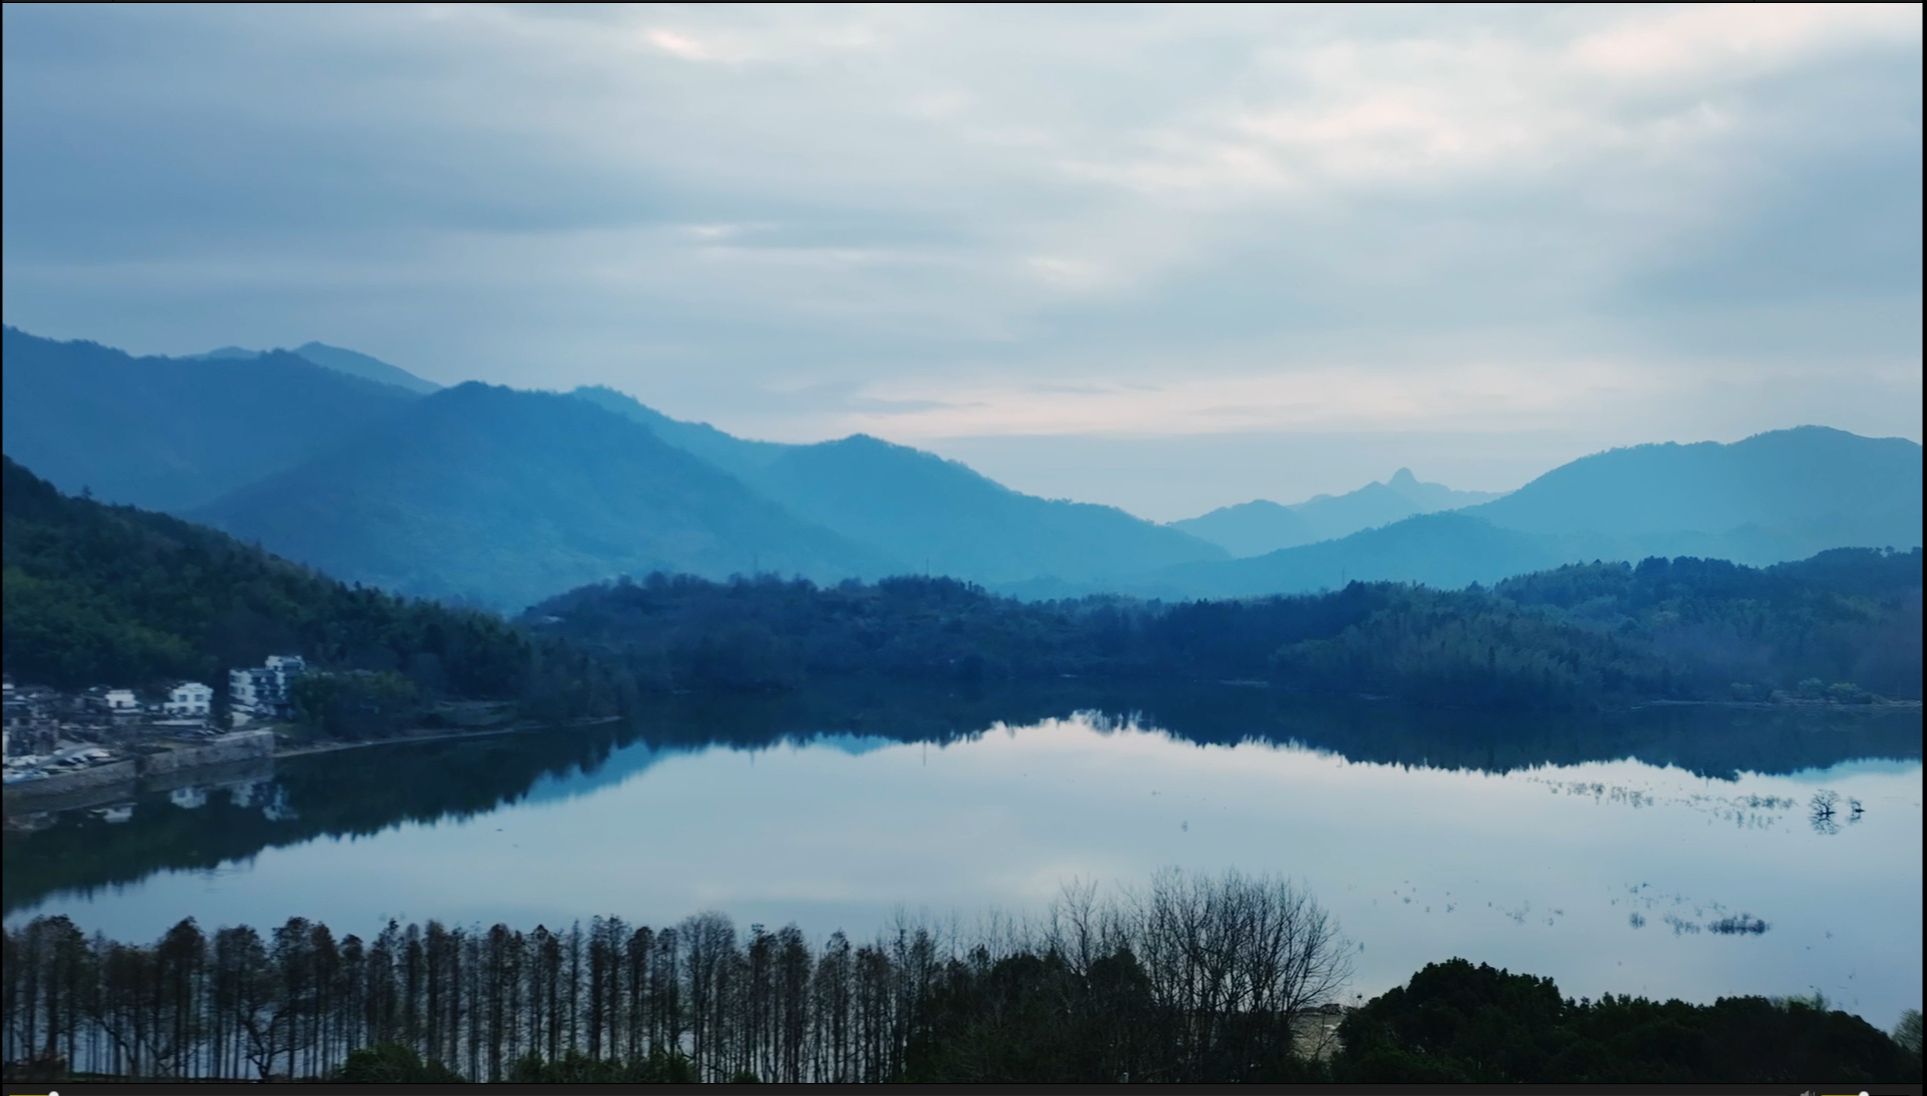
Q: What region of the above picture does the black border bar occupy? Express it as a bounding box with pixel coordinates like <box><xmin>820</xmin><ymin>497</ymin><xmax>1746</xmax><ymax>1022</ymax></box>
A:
<box><xmin>12</xmin><ymin>1084</ymin><xmax>1925</xmax><ymax>1095</ymax></box>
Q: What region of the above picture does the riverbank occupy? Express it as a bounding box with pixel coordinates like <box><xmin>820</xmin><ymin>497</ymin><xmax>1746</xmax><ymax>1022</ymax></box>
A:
<box><xmin>271</xmin><ymin>715</ymin><xmax>623</xmax><ymax>759</ymax></box>
<box><xmin>3</xmin><ymin>718</ymin><xmax>625</xmax><ymax>821</ymax></box>
<box><xmin>1635</xmin><ymin>697</ymin><xmax>1924</xmax><ymax>712</ymax></box>
<box><xmin>3</xmin><ymin>730</ymin><xmax>276</xmax><ymax>807</ymax></box>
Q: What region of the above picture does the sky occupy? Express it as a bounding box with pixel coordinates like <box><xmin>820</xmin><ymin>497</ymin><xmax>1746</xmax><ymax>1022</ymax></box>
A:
<box><xmin>3</xmin><ymin>4</ymin><xmax>1921</xmax><ymax>520</ymax></box>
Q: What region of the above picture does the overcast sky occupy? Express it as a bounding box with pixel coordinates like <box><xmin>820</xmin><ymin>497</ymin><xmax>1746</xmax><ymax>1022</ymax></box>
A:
<box><xmin>3</xmin><ymin>4</ymin><xmax>1921</xmax><ymax>519</ymax></box>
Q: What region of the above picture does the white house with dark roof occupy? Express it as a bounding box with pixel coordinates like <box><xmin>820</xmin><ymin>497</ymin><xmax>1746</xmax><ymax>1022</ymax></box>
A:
<box><xmin>165</xmin><ymin>681</ymin><xmax>213</xmax><ymax>717</ymax></box>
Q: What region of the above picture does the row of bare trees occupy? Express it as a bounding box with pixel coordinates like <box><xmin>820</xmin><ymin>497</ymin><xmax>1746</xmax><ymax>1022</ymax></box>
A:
<box><xmin>2</xmin><ymin>869</ymin><xmax>1351</xmax><ymax>1083</ymax></box>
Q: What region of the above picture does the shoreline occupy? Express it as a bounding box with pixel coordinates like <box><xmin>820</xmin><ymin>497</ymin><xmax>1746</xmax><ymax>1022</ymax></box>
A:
<box><xmin>1631</xmin><ymin>697</ymin><xmax>1923</xmax><ymax>712</ymax></box>
<box><xmin>272</xmin><ymin>715</ymin><xmax>623</xmax><ymax>759</ymax></box>
<box><xmin>4</xmin><ymin>717</ymin><xmax>623</xmax><ymax>823</ymax></box>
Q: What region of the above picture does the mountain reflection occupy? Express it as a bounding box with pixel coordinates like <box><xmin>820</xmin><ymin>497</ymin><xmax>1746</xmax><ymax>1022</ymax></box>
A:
<box><xmin>4</xmin><ymin>680</ymin><xmax>1919</xmax><ymax>914</ymax></box>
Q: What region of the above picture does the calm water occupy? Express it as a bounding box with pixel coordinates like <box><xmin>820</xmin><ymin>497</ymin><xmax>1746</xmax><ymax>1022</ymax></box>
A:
<box><xmin>5</xmin><ymin>685</ymin><xmax>1921</xmax><ymax>1029</ymax></box>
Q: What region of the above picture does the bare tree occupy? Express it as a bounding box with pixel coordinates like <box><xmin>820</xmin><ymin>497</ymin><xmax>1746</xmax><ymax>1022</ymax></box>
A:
<box><xmin>4</xmin><ymin>869</ymin><xmax>1364</xmax><ymax>1083</ymax></box>
<box><xmin>1128</xmin><ymin>868</ymin><xmax>1352</xmax><ymax>1080</ymax></box>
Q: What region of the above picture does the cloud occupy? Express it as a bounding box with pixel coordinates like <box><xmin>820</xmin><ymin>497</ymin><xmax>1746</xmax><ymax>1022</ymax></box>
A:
<box><xmin>642</xmin><ymin>28</ymin><xmax>729</xmax><ymax>63</ymax></box>
<box><xmin>1</xmin><ymin>3</ymin><xmax>1918</xmax><ymax>511</ymax></box>
<box><xmin>827</xmin><ymin>358</ymin><xmax>1685</xmax><ymax>441</ymax></box>
<box><xmin>1567</xmin><ymin>3</ymin><xmax>1920</xmax><ymax>80</ymax></box>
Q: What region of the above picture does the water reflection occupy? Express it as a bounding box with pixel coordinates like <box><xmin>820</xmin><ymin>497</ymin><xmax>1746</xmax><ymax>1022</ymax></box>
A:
<box><xmin>5</xmin><ymin>684</ymin><xmax>1920</xmax><ymax>914</ymax></box>
<box><xmin>3</xmin><ymin>683</ymin><xmax>1920</xmax><ymax>1027</ymax></box>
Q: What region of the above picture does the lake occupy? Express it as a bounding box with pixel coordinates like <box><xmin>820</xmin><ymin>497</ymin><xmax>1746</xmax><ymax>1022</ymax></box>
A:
<box><xmin>5</xmin><ymin>684</ymin><xmax>1921</xmax><ymax>1031</ymax></box>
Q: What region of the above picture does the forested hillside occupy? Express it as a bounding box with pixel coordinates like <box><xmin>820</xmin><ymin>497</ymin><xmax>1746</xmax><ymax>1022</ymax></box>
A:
<box><xmin>7</xmin><ymin>446</ymin><xmax>1917</xmax><ymax>717</ymax></box>
<box><xmin>0</xmin><ymin>458</ymin><xmax>622</xmax><ymax>720</ymax></box>
<box><xmin>1282</xmin><ymin>550</ymin><xmax>1925</xmax><ymax>706</ymax></box>
<box><xmin>528</xmin><ymin>547</ymin><xmax>1923</xmax><ymax>708</ymax></box>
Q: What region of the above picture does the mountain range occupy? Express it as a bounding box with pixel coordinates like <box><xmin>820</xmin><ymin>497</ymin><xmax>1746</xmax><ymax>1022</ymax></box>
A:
<box><xmin>1027</xmin><ymin>426</ymin><xmax>1924</xmax><ymax>601</ymax></box>
<box><xmin>3</xmin><ymin>326</ymin><xmax>1920</xmax><ymax>611</ymax></box>
<box><xmin>579</xmin><ymin>386</ymin><xmax>1225</xmax><ymax>585</ymax></box>
<box><xmin>192</xmin><ymin>383</ymin><xmax>896</xmax><ymax>610</ymax></box>
<box><xmin>1</xmin><ymin>327</ymin><xmax>415</xmax><ymax>511</ymax></box>
<box><xmin>191</xmin><ymin>340</ymin><xmax>441</xmax><ymax>393</ymax></box>
<box><xmin>1170</xmin><ymin>468</ymin><xmax>1501</xmax><ymax>556</ymax></box>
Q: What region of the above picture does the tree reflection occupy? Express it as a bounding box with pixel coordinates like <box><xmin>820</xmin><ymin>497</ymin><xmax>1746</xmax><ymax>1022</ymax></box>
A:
<box><xmin>5</xmin><ymin>681</ymin><xmax>1920</xmax><ymax>913</ymax></box>
<box><xmin>1809</xmin><ymin>790</ymin><xmax>1841</xmax><ymax>835</ymax></box>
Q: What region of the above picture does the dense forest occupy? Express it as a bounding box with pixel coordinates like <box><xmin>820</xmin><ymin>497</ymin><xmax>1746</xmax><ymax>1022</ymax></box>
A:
<box><xmin>1336</xmin><ymin>958</ymin><xmax>1919</xmax><ymax>1083</ymax></box>
<box><xmin>6</xmin><ymin>452</ymin><xmax>1919</xmax><ymax>720</ymax></box>
<box><xmin>0</xmin><ymin>457</ymin><xmax>624</xmax><ymax>724</ymax></box>
<box><xmin>529</xmin><ymin>547</ymin><xmax>1922</xmax><ymax>709</ymax></box>
<box><xmin>3</xmin><ymin>873</ymin><xmax>1917</xmax><ymax>1083</ymax></box>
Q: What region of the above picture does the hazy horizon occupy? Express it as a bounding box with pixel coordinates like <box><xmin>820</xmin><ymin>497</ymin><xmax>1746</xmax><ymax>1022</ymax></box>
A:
<box><xmin>4</xmin><ymin>4</ymin><xmax>1922</xmax><ymax>518</ymax></box>
<box><xmin>5</xmin><ymin>320</ymin><xmax>1917</xmax><ymax>520</ymax></box>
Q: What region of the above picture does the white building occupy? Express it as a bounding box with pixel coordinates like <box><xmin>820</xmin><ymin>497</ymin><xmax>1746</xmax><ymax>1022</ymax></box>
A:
<box><xmin>165</xmin><ymin>681</ymin><xmax>214</xmax><ymax>718</ymax></box>
<box><xmin>85</xmin><ymin>685</ymin><xmax>140</xmax><ymax>714</ymax></box>
<box><xmin>228</xmin><ymin>668</ymin><xmax>260</xmax><ymax>711</ymax></box>
<box><xmin>228</xmin><ymin>655</ymin><xmax>307</xmax><ymax>725</ymax></box>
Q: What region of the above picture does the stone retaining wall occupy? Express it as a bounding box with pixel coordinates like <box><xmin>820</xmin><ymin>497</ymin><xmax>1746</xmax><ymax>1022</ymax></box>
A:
<box><xmin>139</xmin><ymin>729</ymin><xmax>275</xmax><ymax>776</ymax></box>
<box><xmin>3</xmin><ymin>730</ymin><xmax>277</xmax><ymax>807</ymax></box>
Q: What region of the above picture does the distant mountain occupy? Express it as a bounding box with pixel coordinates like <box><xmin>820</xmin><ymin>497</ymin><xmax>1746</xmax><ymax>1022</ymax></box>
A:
<box><xmin>1088</xmin><ymin>512</ymin><xmax>1568</xmax><ymax>600</ymax></box>
<box><xmin>18</xmin><ymin>327</ymin><xmax>1912</xmax><ymax>609</ymax></box>
<box><xmin>575</xmin><ymin>386</ymin><xmax>1226</xmax><ymax>583</ymax></box>
<box><xmin>288</xmin><ymin>342</ymin><xmax>441</xmax><ymax>394</ymax></box>
<box><xmin>189</xmin><ymin>339</ymin><xmax>441</xmax><ymax>394</ymax></box>
<box><xmin>1465</xmin><ymin>427</ymin><xmax>1923</xmax><ymax>548</ymax></box>
<box><xmin>1172</xmin><ymin>468</ymin><xmax>1501</xmax><ymax>557</ymax></box>
<box><xmin>748</xmin><ymin>435</ymin><xmax>1224</xmax><ymax>582</ymax></box>
<box><xmin>2</xmin><ymin>327</ymin><xmax>416</xmax><ymax>512</ymax></box>
<box><xmin>1297</xmin><ymin>467</ymin><xmax>1502</xmax><ymax>538</ymax></box>
<box><xmin>1057</xmin><ymin>428</ymin><xmax>1924</xmax><ymax>600</ymax></box>
<box><xmin>1166</xmin><ymin>500</ymin><xmax>1318</xmax><ymax>558</ymax></box>
<box><xmin>1387</xmin><ymin>466</ymin><xmax>1496</xmax><ymax>507</ymax></box>
<box><xmin>193</xmin><ymin>345</ymin><xmax>260</xmax><ymax>361</ymax></box>
<box><xmin>571</xmin><ymin>385</ymin><xmax>786</xmax><ymax>482</ymax></box>
<box><xmin>194</xmin><ymin>383</ymin><xmax>894</xmax><ymax>610</ymax></box>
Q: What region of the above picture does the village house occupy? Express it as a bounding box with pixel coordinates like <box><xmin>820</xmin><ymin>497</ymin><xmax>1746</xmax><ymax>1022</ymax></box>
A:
<box><xmin>1</xmin><ymin>686</ymin><xmax>61</xmax><ymax>757</ymax></box>
<box><xmin>229</xmin><ymin>654</ymin><xmax>307</xmax><ymax>725</ymax></box>
<box><xmin>165</xmin><ymin>681</ymin><xmax>214</xmax><ymax>718</ymax></box>
<box><xmin>91</xmin><ymin>687</ymin><xmax>139</xmax><ymax>715</ymax></box>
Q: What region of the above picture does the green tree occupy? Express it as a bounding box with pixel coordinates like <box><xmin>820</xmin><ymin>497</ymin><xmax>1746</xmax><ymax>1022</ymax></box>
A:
<box><xmin>337</xmin><ymin>1042</ymin><xmax>465</xmax><ymax>1082</ymax></box>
